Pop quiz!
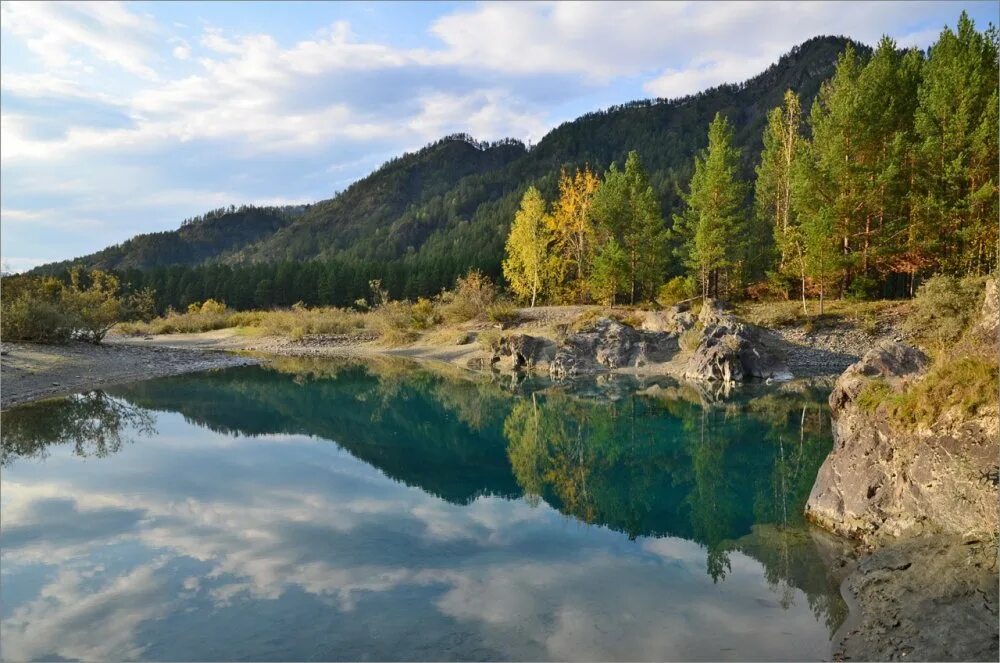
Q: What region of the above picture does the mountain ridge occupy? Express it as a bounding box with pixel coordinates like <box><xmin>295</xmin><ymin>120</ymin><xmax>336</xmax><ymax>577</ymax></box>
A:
<box><xmin>33</xmin><ymin>35</ymin><xmax>864</xmax><ymax>279</ymax></box>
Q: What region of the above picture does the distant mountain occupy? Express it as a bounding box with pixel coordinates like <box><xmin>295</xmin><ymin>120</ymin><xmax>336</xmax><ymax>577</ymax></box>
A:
<box><xmin>34</xmin><ymin>36</ymin><xmax>863</xmax><ymax>278</ymax></box>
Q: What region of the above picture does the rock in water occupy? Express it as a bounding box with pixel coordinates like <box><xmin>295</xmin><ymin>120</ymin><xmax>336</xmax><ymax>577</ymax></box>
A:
<box><xmin>490</xmin><ymin>334</ymin><xmax>555</xmax><ymax>372</ymax></box>
<box><xmin>806</xmin><ymin>339</ymin><xmax>999</xmax><ymax>542</ymax></box>
<box><xmin>549</xmin><ymin>317</ymin><xmax>678</xmax><ymax>379</ymax></box>
<box><xmin>683</xmin><ymin>299</ymin><xmax>792</xmax><ymax>382</ymax></box>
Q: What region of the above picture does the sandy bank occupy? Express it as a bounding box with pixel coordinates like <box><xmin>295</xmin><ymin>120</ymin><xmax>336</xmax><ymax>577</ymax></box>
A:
<box><xmin>1</xmin><ymin>341</ymin><xmax>256</xmax><ymax>409</ymax></box>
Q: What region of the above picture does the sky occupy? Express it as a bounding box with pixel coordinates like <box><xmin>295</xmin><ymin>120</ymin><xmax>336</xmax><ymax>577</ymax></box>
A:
<box><xmin>1</xmin><ymin>1</ymin><xmax>997</xmax><ymax>271</ymax></box>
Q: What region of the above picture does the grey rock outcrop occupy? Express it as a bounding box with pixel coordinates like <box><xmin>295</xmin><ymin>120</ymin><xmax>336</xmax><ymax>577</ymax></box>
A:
<box><xmin>805</xmin><ymin>339</ymin><xmax>999</xmax><ymax>542</ymax></box>
<box><xmin>683</xmin><ymin>299</ymin><xmax>792</xmax><ymax>382</ymax></box>
<box><xmin>489</xmin><ymin>334</ymin><xmax>556</xmax><ymax>372</ymax></box>
<box><xmin>549</xmin><ymin>317</ymin><xmax>678</xmax><ymax>379</ymax></box>
<box><xmin>641</xmin><ymin>305</ymin><xmax>696</xmax><ymax>334</ymax></box>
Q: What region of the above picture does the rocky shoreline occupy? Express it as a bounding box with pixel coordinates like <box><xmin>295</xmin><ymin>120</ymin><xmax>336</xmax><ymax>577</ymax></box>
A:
<box><xmin>3</xmin><ymin>295</ymin><xmax>996</xmax><ymax>662</ymax></box>
<box><xmin>813</xmin><ymin>280</ymin><xmax>999</xmax><ymax>661</ymax></box>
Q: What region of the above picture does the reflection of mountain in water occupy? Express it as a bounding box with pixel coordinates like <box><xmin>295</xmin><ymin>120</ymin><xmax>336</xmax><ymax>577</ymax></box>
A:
<box><xmin>1</xmin><ymin>356</ymin><xmax>844</xmax><ymax>625</ymax></box>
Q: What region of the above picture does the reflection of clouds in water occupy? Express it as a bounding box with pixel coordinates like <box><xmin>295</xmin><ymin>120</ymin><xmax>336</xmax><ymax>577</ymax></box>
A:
<box><xmin>1</xmin><ymin>561</ymin><xmax>170</xmax><ymax>662</ymax></box>
<box><xmin>1</xmin><ymin>422</ymin><xmax>833</xmax><ymax>661</ymax></box>
<box><xmin>0</xmin><ymin>495</ymin><xmax>145</xmax><ymax>561</ymax></box>
<box><xmin>432</xmin><ymin>548</ymin><xmax>828</xmax><ymax>661</ymax></box>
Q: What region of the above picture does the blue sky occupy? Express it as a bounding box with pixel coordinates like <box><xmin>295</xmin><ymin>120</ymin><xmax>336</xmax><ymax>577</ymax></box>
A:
<box><xmin>1</xmin><ymin>1</ymin><xmax>997</xmax><ymax>270</ymax></box>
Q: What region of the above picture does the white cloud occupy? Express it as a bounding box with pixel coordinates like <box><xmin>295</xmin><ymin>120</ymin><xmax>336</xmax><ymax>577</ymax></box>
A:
<box><xmin>0</xmin><ymin>1</ymin><xmax>160</xmax><ymax>79</ymax></box>
<box><xmin>432</xmin><ymin>1</ymin><xmax>975</xmax><ymax>96</ymax></box>
<box><xmin>644</xmin><ymin>54</ymin><xmax>776</xmax><ymax>98</ymax></box>
<box><xmin>171</xmin><ymin>42</ymin><xmax>191</xmax><ymax>60</ymax></box>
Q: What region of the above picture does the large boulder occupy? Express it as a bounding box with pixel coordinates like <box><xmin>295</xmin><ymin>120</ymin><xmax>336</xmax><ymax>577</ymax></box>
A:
<box><xmin>549</xmin><ymin>317</ymin><xmax>678</xmax><ymax>379</ymax></box>
<box><xmin>805</xmin><ymin>340</ymin><xmax>998</xmax><ymax>542</ymax></box>
<box><xmin>489</xmin><ymin>334</ymin><xmax>555</xmax><ymax>372</ymax></box>
<box><xmin>683</xmin><ymin>300</ymin><xmax>792</xmax><ymax>382</ymax></box>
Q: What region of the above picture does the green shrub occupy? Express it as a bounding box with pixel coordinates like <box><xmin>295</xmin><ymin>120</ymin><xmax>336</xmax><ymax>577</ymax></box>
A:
<box><xmin>656</xmin><ymin>276</ymin><xmax>696</xmax><ymax>308</ymax></box>
<box><xmin>1</xmin><ymin>295</ymin><xmax>76</xmax><ymax>343</ymax></box>
<box><xmin>904</xmin><ymin>275</ymin><xmax>986</xmax><ymax>348</ymax></box>
<box><xmin>846</xmin><ymin>275</ymin><xmax>879</xmax><ymax>301</ymax></box>
<box><xmin>1</xmin><ymin>269</ymin><xmax>151</xmax><ymax>344</ymax></box>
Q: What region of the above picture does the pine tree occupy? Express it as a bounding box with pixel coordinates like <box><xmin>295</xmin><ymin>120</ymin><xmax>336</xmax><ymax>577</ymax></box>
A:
<box><xmin>592</xmin><ymin>151</ymin><xmax>667</xmax><ymax>303</ymax></box>
<box><xmin>503</xmin><ymin>187</ymin><xmax>556</xmax><ymax>307</ymax></box>
<box><xmin>912</xmin><ymin>11</ymin><xmax>999</xmax><ymax>276</ymax></box>
<box><xmin>589</xmin><ymin>237</ymin><xmax>628</xmax><ymax>308</ymax></box>
<box><xmin>798</xmin><ymin>45</ymin><xmax>866</xmax><ymax>297</ymax></box>
<box><xmin>624</xmin><ymin>151</ymin><xmax>668</xmax><ymax>303</ymax></box>
<box><xmin>675</xmin><ymin>114</ymin><xmax>748</xmax><ymax>299</ymax></box>
<box><xmin>854</xmin><ymin>37</ymin><xmax>922</xmax><ymax>291</ymax></box>
<box><xmin>755</xmin><ymin>90</ymin><xmax>806</xmax><ymax>309</ymax></box>
<box><xmin>792</xmin><ymin>146</ymin><xmax>830</xmax><ymax>314</ymax></box>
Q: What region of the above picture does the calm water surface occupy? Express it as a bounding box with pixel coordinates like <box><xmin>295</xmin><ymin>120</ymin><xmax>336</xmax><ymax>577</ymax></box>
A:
<box><xmin>1</xmin><ymin>357</ymin><xmax>849</xmax><ymax>661</ymax></box>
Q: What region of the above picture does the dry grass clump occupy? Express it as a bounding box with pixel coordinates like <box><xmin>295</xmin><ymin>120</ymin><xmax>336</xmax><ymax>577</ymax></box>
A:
<box><xmin>735</xmin><ymin>298</ymin><xmax>900</xmax><ymax>331</ymax></box>
<box><xmin>486</xmin><ymin>300</ymin><xmax>520</xmax><ymax>327</ymax></box>
<box><xmin>439</xmin><ymin>270</ymin><xmax>498</xmax><ymax>322</ymax></box>
<box><xmin>888</xmin><ymin>358</ymin><xmax>998</xmax><ymax>426</ymax></box>
<box><xmin>679</xmin><ymin>324</ymin><xmax>704</xmax><ymax>351</ymax></box>
<box><xmin>255</xmin><ymin>304</ymin><xmax>366</xmax><ymax>336</ymax></box>
<box><xmin>569</xmin><ymin>307</ymin><xmax>646</xmax><ymax>333</ymax></box>
<box><xmin>119</xmin><ymin>300</ymin><xmax>367</xmax><ymax>337</ymax></box>
<box><xmin>855</xmin><ymin>358</ymin><xmax>998</xmax><ymax>428</ymax></box>
<box><xmin>119</xmin><ymin>299</ymin><xmax>237</xmax><ymax>335</ymax></box>
<box><xmin>369</xmin><ymin>301</ymin><xmax>419</xmax><ymax>346</ymax></box>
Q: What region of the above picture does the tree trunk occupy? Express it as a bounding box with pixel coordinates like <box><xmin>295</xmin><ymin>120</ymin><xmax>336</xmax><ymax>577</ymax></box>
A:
<box><xmin>800</xmin><ymin>267</ymin><xmax>808</xmax><ymax>316</ymax></box>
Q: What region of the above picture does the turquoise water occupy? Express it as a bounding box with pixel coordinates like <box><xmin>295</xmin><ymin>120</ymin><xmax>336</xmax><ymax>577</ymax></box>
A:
<box><xmin>1</xmin><ymin>357</ymin><xmax>847</xmax><ymax>661</ymax></box>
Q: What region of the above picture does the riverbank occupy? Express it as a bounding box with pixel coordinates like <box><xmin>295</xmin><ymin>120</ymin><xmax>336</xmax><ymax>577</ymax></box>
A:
<box><xmin>112</xmin><ymin>301</ymin><xmax>898</xmax><ymax>375</ymax></box>
<box><xmin>1</xmin><ymin>301</ymin><xmax>901</xmax><ymax>408</ymax></box>
<box><xmin>0</xmin><ymin>341</ymin><xmax>256</xmax><ymax>409</ymax></box>
<box><xmin>2</xmin><ymin>330</ymin><xmax>995</xmax><ymax>661</ymax></box>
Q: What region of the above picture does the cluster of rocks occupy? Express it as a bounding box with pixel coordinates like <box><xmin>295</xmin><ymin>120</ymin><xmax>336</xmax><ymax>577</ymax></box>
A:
<box><xmin>549</xmin><ymin>317</ymin><xmax>678</xmax><ymax>379</ymax></box>
<box><xmin>682</xmin><ymin>299</ymin><xmax>792</xmax><ymax>382</ymax></box>
<box><xmin>478</xmin><ymin>300</ymin><xmax>793</xmax><ymax>384</ymax></box>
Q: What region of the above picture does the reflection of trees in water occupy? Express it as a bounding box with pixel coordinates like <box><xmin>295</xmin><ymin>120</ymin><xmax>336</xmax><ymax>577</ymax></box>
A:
<box><xmin>100</xmin><ymin>357</ymin><xmax>844</xmax><ymax>630</ymax></box>
<box><xmin>1</xmin><ymin>391</ymin><xmax>155</xmax><ymax>466</ymax></box>
<box><xmin>502</xmin><ymin>385</ymin><xmax>835</xmax><ymax>582</ymax></box>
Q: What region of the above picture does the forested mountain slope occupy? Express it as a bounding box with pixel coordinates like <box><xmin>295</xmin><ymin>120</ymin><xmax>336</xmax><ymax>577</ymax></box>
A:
<box><xmin>37</xmin><ymin>204</ymin><xmax>307</xmax><ymax>274</ymax></box>
<box><xmin>36</xmin><ymin>36</ymin><xmax>858</xmax><ymax>283</ymax></box>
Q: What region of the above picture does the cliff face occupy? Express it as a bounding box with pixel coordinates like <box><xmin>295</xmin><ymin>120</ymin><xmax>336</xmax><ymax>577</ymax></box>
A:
<box><xmin>805</xmin><ymin>283</ymin><xmax>999</xmax><ymax>543</ymax></box>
